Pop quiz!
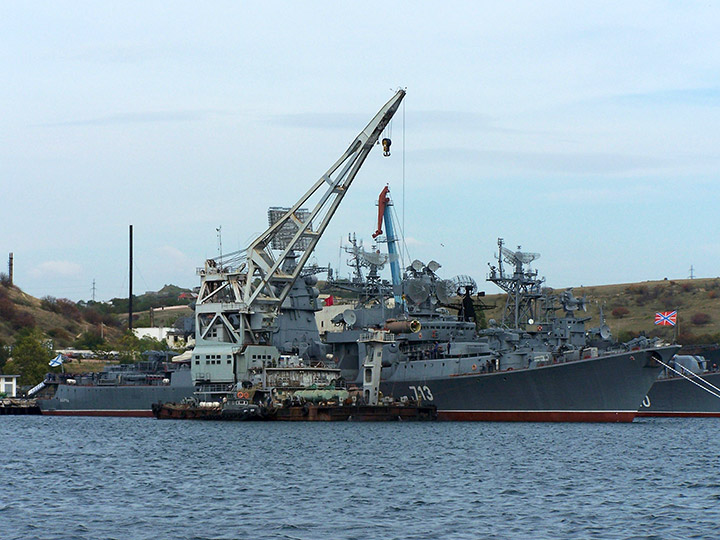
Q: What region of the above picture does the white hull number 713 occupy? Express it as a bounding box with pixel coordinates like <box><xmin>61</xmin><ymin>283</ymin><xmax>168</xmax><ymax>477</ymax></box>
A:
<box><xmin>408</xmin><ymin>385</ymin><xmax>434</xmax><ymax>401</ymax></box>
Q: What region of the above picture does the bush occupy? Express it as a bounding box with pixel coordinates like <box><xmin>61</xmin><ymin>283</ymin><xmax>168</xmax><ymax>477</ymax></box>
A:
<box><xmin>56</xmin><ymin>298</ymin><xmax>82</xmax><ymax>321</ymax></box>
<box><xmin>11</xmin><ymin>311</ymin><xmax>35</xmax><ymax>330</ymax></box>
<box><xmin>73</xmin><ymin>331</ymin><xmax>105</xmax><ymax>350</ymax></box>
<box><xmin>0</xmin><ymin>295</ymin><xmax>16</xmax><ymax>319</ymax></box>
<box><xmin>677</xmin><ymin>331</ymin><xmax>697</xmax><ymax>345</ymax></box>
<box><xmin>611</xmin><ymin>307</ymin><xmax>630</xmax><ymax>319</ymax></box>
<box><xmin>40</xmin><ymin>296</ymin><xmax>58</xmax><ymax>312</ymax></box>
<box><xmin>691</xmin><ymin>312</ymin><xmax>712</xmax><ymax>326</ymax></box>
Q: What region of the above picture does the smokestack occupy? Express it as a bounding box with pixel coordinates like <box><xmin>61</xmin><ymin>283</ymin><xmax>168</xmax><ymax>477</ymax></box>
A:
<box><xmin>8</xmin><ymin>252</ymin><xmax>13</xmax><ymax>286</ymax></box>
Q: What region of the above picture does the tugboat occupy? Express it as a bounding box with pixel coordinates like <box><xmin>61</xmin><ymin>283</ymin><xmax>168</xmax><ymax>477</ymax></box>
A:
<box><xmin>153</xmin><ymin>330</ymin><xmax>437</xmax><ymax>422</ymax></box>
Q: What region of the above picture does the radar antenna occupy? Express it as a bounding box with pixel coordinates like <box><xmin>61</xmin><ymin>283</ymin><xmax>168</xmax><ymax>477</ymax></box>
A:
<box><xmin>488</xmin><ymin>238</ymin><xmax>545</xmax><ymax>328</ymax></box>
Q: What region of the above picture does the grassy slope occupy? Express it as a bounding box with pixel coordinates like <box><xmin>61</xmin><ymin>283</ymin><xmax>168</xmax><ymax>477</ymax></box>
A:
<box><xmin>480</xmin><ymin>277</ymin><xmax>720</xmax><ymax>340</ymax></box>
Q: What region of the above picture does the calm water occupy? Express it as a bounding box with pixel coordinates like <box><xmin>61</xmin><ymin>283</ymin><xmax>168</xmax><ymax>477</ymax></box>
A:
<box><xmin>2</xmin><ymin>417</ymin><xmax>720</xmax><ymax>540</ymax></box>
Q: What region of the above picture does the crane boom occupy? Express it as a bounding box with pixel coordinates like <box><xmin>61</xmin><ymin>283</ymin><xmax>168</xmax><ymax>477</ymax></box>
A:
<box><xmin>193</xmin><ymin>90</ymin><xmax>406</xmax><ymax>385</ymax></box>
<box><xmin>243</xmin><ymin>89</ymin><xmax>406</xmax><ymax>310</ymax></box>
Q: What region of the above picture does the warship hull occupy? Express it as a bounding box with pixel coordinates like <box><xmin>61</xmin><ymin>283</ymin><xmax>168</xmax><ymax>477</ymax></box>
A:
<box><xmin>636</xmin><ymin>371</ymin><xmax>720</xmax><ymax>417</ymax></box>
<box><xmin>37</xmin><ymin>370</ymin><xmax>195</xmax><ymax>417</ymax></box>
<box><xmin>377</xmin><ymin>348</ymin><xmax>671</xmax><ymax>422</ymax></box>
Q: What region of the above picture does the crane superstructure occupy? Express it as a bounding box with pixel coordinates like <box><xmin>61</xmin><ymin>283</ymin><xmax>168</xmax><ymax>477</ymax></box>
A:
<box><xmin>192</xmin><ymin>89</ymin><xmax>406</xmax><ymax>393</ymax></box>
<box><xmin>372</xmin><ymin>185</ymin><xmax>402</xmax><ymax>305</ymax></box>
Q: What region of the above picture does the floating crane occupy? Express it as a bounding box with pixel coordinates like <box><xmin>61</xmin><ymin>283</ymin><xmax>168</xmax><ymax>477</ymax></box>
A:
<box><xmin>192</xmin><ymin>89</ymin><xmax>406</xmax><ymax>391</ymax></box>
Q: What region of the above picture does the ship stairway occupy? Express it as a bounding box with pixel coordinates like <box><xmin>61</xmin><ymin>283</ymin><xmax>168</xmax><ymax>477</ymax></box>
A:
<box><xmin>27</xmin><ymin>381</ymin><xmax>46</xmax><ymax>396</ymax></box>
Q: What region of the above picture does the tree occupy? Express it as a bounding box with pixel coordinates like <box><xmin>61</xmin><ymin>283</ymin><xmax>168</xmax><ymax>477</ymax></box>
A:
<box><xmin>73</xmin><ymin>330</ymin><xmax>106</xmax><ymax>351</ymax></box>
<box><xmin>113</xmin><ymin>331</ymin><xmax>168</xmax><ymax>363</ymax></box>
<box><xmin>0</xmin><ymin>338</ymin><xmax>10</xmax><ymax>372</ymax></box>
<box><xmin>3</xmin><ymin>329</ymin><xmax>52</xmax><ymax>386</ymax></box>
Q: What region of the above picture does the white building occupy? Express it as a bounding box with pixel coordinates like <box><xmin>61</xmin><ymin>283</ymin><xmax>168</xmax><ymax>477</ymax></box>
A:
<box><xmin>0</xmin><ymin>374</ymin><xmax>19</xmax><ymax>397</ymax></box>
<box><xmin>133</xmin><ymin>327</ymin><xmax>187</xmax><ymax>348</ymax></box>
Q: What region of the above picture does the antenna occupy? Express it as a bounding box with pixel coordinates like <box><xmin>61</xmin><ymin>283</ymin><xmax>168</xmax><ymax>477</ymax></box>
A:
<box><xmin>91</xmin><ymin>279</ymin><xmax>96</xmax><ymax>302</ymax></box>
<box><xmin>217</xmin><ymin>226</ymin><xmax>223</xmax><ymax>262</ymax></box>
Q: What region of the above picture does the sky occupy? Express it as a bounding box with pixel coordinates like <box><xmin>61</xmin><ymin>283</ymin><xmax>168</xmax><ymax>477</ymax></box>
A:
<box><xmin>2</xmin><ymin>2</ymin><xmax>720</xmax><ymax>302</ymax></box>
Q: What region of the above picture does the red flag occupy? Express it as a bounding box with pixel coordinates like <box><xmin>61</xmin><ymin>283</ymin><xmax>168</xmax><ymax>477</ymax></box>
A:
<box><xmin>323</xmin><ymin>295</ymin><xmax>334</xmax><ymax>307</ymax></box>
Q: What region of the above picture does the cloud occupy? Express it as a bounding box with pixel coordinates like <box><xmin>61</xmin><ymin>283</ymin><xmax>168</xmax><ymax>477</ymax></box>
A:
<box><xmin>411</xmin><ymin>147</ymin><xmax>671</xmax><ymax>175</ymax></box>
<box><xmin>403</xmin><ymin>236</ymin><xmax>423</xmax><ymax>246</ymax></box>
<box><xmin>41</xmin><ymin>110</ymin><xmax>223</xmax><ymax>127</ymax></box>
<box><xmin>31</xmin><ymin>260</ymin><xmax>83</xmax><ymax>278</ymax></box>
<box><xmin>608</xmin><ymin>87</ymin><xmax>720</xmax><ymax>108</ymax></box>
<box><xmin>157</xmin><ymin>246</ymin><xmax>194</xmax><ymax>268</ymax></box>
<box><xmin>268</xmin><ymin>112</ymin><xmax>367</xmax><ymax>130</ymax></box>
<box><xmin>268</xmin><ymin>110</ymin><xmax>510</xmax><ymax>133</ymax></box>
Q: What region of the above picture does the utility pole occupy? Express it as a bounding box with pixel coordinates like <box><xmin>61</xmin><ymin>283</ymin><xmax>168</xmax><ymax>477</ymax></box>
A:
<box><xmin>129</xmin><ymin>225</ymin><xmax>133</xmax><ymax>331</ymax></box>
<box><xmin>91</xmin><ymin>279</ymin><xmax>96</xmax><ymax>302</ymax></box>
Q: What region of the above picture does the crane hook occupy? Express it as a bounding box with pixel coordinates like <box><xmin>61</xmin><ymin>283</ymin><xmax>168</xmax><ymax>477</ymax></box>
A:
<box><xmin>381</xmin><ymin>138</ymin><xmax>392</xmax><ymax>157</ymax></box>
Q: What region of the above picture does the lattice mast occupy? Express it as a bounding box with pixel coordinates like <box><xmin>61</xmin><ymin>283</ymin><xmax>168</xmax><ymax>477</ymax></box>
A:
<box><xmin>487</xmin><ymin>238</ymin><xmax>544</xmax><ymax>329</ymax></box>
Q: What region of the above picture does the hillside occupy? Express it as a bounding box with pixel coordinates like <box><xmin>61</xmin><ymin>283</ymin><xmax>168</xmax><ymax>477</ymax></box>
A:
<box><xmin>0</xmin><ymin>284</ymin><xmax>122</xmax><ymax>346</ymax></box>
<box><xmin>2</xmin><ymin>277</ymin><xmax>719</xmax><ymax>349</ymax></box>
<box><xmin>479</xmin><ymin>277</ymin><xmax>720</xmax><ymax>344</ymax></box>
<box><xmin>0</xmin><ymin>282</ymin><xmax>193</xmax><ymax>348</ymax></box>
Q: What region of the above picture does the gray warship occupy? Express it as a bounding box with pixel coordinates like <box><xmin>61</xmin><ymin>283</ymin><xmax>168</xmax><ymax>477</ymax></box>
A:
<box><xmin>36</xmin><ymin>352</ymin><xmax>194</xmax><ymax>416</ymax></box>
<box><xmin>637</xmin><ymin>353</ymin><xmax>720</xmax><ymax>417</ymax></box>
<box><xmin>320</xmin><ymin>231</ymin><xmax>677</xmax><ymax>421</ymax></box>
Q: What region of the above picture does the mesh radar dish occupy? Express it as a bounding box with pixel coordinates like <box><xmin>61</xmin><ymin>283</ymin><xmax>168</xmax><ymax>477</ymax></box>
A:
<box><xmin>427</xmin><ymin>260</ymin><xmax>441</xmax><ymax>273</ymax></box>
<box><xmin>268</xmin><ymin>207</ymin><xmax>312</xmax><ymax>251</ymax></box>
<box><xmin>359</xmin><ymin>249</ymin><xmax>388</xmax><ymax>269</ymax></box>
<box><xmin>500</xmin><ymin>246</ymin><xmax>541</xmax><ymax>267</ymax></box>
<box><xmin>435</xmin><ymin>279</ymin><xmax>455</xmax><ymax>304</ymax></box>
<box><xmin>406</xmin><ymin>279</ymin><xmax>430</xmax><ymax>304</ymax></box>
<box><xmin>452</xmin><ymin>275</ymin><xmax>477</xmax><ymax>294</ymax></box>
<box><xmin>411</xmin><ymin>259</ymin><xmax>425</xmax><ymax>272</ymax></box>
<box><xmin>342</xmin><ymin>309</ymin><xmax>357</xmax><ymax>326</ymax></box>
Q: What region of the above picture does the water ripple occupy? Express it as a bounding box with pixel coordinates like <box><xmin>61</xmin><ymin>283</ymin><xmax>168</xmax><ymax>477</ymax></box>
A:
<box><xmin>2</xmin><ymin>417</ymin><xmax>720</xmax><ymax>539</ymax></box>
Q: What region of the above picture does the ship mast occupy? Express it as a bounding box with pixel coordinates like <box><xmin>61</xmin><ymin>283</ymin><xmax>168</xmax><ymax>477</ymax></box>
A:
<box><xmin>487</xmin><ymin>238</ymin><xmax>544</xmax><ymax>329</ymax></box>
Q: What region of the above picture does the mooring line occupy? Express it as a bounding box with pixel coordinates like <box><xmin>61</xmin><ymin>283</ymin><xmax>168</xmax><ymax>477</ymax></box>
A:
<box><xmin>654</xmin><ymin>358</ymin><xmax>720</xmax><ymax>400</ymax></box>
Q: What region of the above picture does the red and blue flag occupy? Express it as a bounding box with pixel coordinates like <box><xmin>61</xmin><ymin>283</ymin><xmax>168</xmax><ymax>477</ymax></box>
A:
<box><xmin>654</xmin><ymin>311</ymin><xmax>677</xmax><ymax>326</ymax></box>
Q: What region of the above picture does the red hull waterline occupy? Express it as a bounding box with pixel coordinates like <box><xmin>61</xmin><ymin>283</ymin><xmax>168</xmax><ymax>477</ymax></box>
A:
<box><xmin>636</xmin><ymin>411</ymin><xmax>720</xmax><ymax>418</ymax></box>
<box><xmin>438</xmin><ymin>410</ymin><xmax>637</xmax><ymax>422</ymax></box>
<box><xmin>41</xmin><ymin>410</ymin><xmax>154</xmax><ymax>418</ymax></box>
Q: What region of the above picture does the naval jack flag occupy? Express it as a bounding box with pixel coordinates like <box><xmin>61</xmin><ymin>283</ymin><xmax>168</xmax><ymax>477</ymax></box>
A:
<box><xmin>49</xmin><ymin>353</ymin><xmax>65</xmax><ymax>367</ymax></box>
<box><xmin>654</xmin><ymin>311</ymin><xmax>677</xmax><ymax>326</ymax></box>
